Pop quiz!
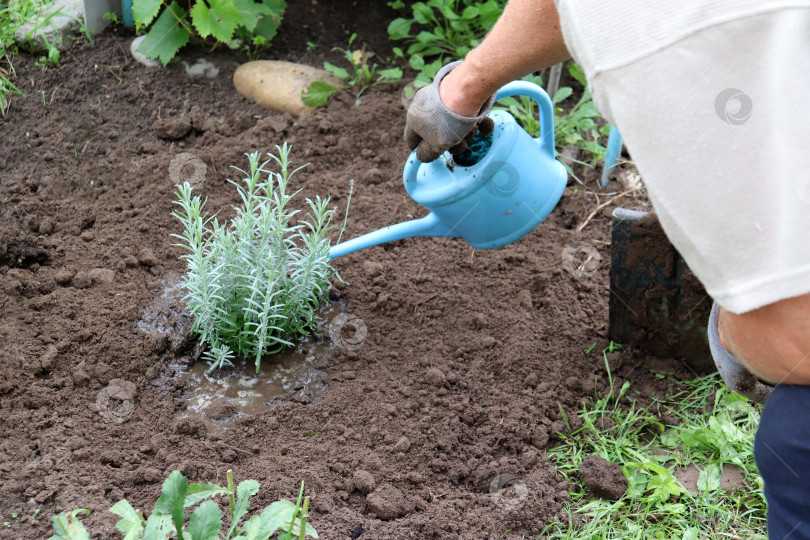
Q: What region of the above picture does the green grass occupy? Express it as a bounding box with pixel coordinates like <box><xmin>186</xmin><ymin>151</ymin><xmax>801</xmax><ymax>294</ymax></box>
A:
<box><xmin>539</xmin><ymin>345</ymin><xmax>767</xmax><ymax>539</ymax></box>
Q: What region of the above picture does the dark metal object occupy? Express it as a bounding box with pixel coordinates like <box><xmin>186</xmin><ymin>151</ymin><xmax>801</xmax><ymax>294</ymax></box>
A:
<box><xmin>609</xmin><ymin>208</ymin><xmax>714</xmax><ymax>373</ymax></box>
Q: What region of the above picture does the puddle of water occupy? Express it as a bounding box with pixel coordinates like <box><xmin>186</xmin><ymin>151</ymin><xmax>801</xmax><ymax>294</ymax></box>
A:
<box><xmin>138</xmin><ymin>273</ymin><xmax>342</xmax><ymax>431</ymax></box>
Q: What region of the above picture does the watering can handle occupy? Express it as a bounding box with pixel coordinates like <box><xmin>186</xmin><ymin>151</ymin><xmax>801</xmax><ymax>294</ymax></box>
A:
<box><xmin>495</xmin><ymin>81</ymin><xmax>556</xmax><ymax>158</ymax></box>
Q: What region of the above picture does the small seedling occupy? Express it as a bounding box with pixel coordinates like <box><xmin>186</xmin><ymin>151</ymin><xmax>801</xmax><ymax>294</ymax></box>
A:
<box><xmin>301</xmin><ymin>33</ymin><xmax>402</xmax><ymax>107</ymax></box>
<box><xmin>49</xmin><ymin>470</ymin><xmax>318</xmax><ymax>539</ymax></box>
<box><xmin>172</xmin><ymin>144</ymin><xmax>350</xmax><ymax>373</ymax></box>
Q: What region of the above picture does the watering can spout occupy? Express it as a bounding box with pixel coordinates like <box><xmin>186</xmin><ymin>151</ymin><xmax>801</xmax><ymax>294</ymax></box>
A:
<box><xmin>329</xmin><ymin>213</ymin><xmax>458</xmax><ymax>259</ymax></box>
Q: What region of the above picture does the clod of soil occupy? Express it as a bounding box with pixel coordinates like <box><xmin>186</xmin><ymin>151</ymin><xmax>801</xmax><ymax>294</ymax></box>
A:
<box><xmin>365</xmin><ymin>484</ymin><xmax>414</xmax><ymax>520</ymax></box>
<box><xmin>579</xmin><ymin>454</ymin><xmax>628</xmax><ymax>500</ymax></box>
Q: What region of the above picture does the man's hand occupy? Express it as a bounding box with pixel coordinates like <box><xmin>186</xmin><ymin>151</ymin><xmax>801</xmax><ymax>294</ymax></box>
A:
<box><xmin>709</xmin><ymin>302</ymin><xmax>773</xmax><ymax>403</ymax></box>
<box><xmin>404</xmin><ymin>61</ymin><xmax>495</xmax><ymax>162</ymax></box>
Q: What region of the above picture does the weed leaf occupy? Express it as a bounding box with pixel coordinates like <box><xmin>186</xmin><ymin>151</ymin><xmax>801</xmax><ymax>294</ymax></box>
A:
<box><xmin>155</xmin><ymin>470</ymin><xmax>189</xmax><ymax>539</ymax></box>
<box><xmin>49</xmin><ymin>509</ymin><xmax>90</xmax><ymax>540</ymax></box>
<box><xmin>142</xmin><ymin>513</ymin><xmax>173</xmax><ymax>539</ymax></box>
<box><xmin>301</xmin><ymin>81</ymin><xmax>338</xmax><ymax>108</ymax></box>
<box><xmin>323</xmin><ymin>61</ymin><xmax>349</xmax><ymax>80</ymax></box>
<box><xmin>227</xmin><ymin>479</ymin><xmax>260</xmax><ymax>537</ymax></box>
<box><xmin>387</xmin><ymin>17</ymin><xmax>412</xmax><ymax>39</ymax></box>
<box><xmin>110</xmin><ymin>500</ymin><xmax>145</xmax><ymax>539</ymax></box>
<box><xmin>184</xmin><ymin>482</ymin><xmax>231</xmax><ymax>507</ymax></box>
<box><xmin>188</xmin><ymin>500</ymin><xmax>222</xmax><ymax>540</ymax></box>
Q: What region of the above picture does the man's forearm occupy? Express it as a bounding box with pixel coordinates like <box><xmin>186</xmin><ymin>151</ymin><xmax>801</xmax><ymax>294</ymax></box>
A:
<box><xmin>439</xmin><ymin>0</ymin><xmax>570</xmax><ymax>117</ymax></box>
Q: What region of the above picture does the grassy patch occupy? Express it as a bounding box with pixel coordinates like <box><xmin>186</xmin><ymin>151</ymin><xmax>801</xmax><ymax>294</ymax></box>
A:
<box><xmin>541</xmin><ymin>346</ymin><xmax>767</xmax><ymax>539</ymax></box>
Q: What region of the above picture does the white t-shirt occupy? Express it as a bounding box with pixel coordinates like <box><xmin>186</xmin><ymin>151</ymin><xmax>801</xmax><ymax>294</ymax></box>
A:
<box><xmin>555</xmin><ymin>0</ymin><xmax>810</xmax><ymax>314</ymax></box>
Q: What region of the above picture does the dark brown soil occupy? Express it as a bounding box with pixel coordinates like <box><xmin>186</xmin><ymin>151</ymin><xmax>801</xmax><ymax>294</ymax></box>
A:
<box><xmin>0</xmin><ymin>3</ymin><xmax>688</xmax><ymax>538</ymax></box>
<box><xmin>578</xmin><ymin>455</ymin><xmax>627</xmax><ymax>501</ymax></box>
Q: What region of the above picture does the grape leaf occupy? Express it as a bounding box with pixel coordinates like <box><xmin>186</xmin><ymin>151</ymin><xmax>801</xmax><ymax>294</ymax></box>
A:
<box><xmin>132</xmin><ymin>0</ymin><xmax>162</xmax><ymax>28</ymax></box>
<box><xmin>232</xmin><ymin>0</ymin><xmax>272</xmax><ymax>32</ymax></box>
<box><xmin>190</xmin><ymin>0</ymin><xmax>242</xmax><ymax>43</ymax></box>
<box><xmin>136</xmin><ymin>1</ymin><xmax>191</xmax><ymax>66</ymax></box>
<box><xmin>301</xmin><ymin>82</ymin><xmax>338</xmax><ymax>108</ymax></box>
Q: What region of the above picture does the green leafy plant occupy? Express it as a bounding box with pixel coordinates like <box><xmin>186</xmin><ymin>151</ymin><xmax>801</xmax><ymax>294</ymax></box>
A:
<box><xmin>387</xmin><ymin>0</ymin><xmax>503</xmax><ymax>62</ymax></box>
<box><xmin>49</xmin><ymin>470</ymin><xmax>318</xmax><ymax>540</ymax></box>
<box><xmin>131</xmin><ymin>0</ymin><xmax>286</xmax><ymax>66</ymax></box>
<box><xmin>172</xmin><ymin>144</ymin><xmax>348</xmax><ymax>373</ymax></box>
<box><xmin>301</xmin><ymin>33</ymin><xmax>402</xmax><ymax>108</ymax></box>
<box><xmin>494</xmin><ymin>64</ymin><xmax>610</xmax><ymax>167</ymax></box>
<box><xmin>1</xmin><ymin>0</ymin><xmax>80</xmax><ymax>113</ymax></box>
<box><xmin>541</xmin><ymin>344</ymin><xmax>766</xmax><ymax>539</ymax></box>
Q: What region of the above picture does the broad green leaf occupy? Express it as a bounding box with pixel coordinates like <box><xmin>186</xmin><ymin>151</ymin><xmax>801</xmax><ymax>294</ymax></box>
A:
<box><xmin>461</xmin><ymin>5</ymin><xmax>479</xmax><ymax>19</ymax></box>
<box><xmin>235</xmin><ymin>500</ymin><xmax>296</xmax><ymax>539</ymax></box>
<box><xmin>552</xmin><ymin>87</ymin><xmax>573</xmax><ymax>104</ymax></box>
<box><xmin>697</xmin><ymin>463</ymin><xmax>722</xmax><ymax>492</ymax></box>
<box><xmin>411</xmin><ymin>2</ymin><xmax>433</xmax><ymax>24</ymax></box>
<box><xmin>49</xmin><ymin>509</ymin><xmax>90</xmax><ymax>540</ymax></box>
<box><xmin>232</xmin><ymin>0</ymin><xmax>272</xmax><ymax>32</ymax></box>
<box><xmin>190</xmin><ymin>0</ymin><xmax>241</xmax><ymax>43</ymax></box>
<box><xmin>301</xmin><ymin>82</ymin><xmax>338</xmax><ymax>108</ymax></box>
<box><xmin>322</xmin><ymin>62</ymin><xmax>349</xmax><ymax>80</ymax></box>
<box><xmin>110</xmin><ymin>500</ymin><xmax>145</xmax><ymax>539</ymax></box>
<box><xmin>415</xmin><ymin>30</ymin><xmax>438</xmax><ymax>45</ymax></box>
<box><xmin>142</xmin><ymin>513</ymin><xmax>173</xmax><ymax>540</ymax></box>
<box><xmin>188</xmin><ymin>500</ymin><xmax>222</xmax><ymax>540</ymax></box>
<box><xmin>252</xmin><ymin>0</ymin><xmax>284</xmax><ymax>40</ymax></box>
<box><xmin>290</xmin><ymin>518</ymin><xmax>319</xmax><ymax>538</ymax></box>
<box><xmin>568</xmin><ymin>62</ymin><xmax>587</xmax><ymax>86</ymax></box>
<box><xmin>377</xmin><ymin>68</ymin><xmax>402</xmax><ymax>81</ymax></box>
<box><xmin>184</xmin><ymin>482</ymin><xmax>231</xmax><ymax>508</ymax></box>
<box><xmin>408</xmin><ymin>54</ymin><xmax>425</xmax><ymax>71</ymax></box>
<box><xmin>387</xmin><ymin>18</ymin><xmax>411</xmax><ymax>40</ymax></box>
<box><xmin>136</xmin><ymin>1</ymin><xmax>191</xmax><ymax>66</ymax></box>
<box><xmin>155</xmin><ymin>470</ymin><xmax>189</xmax><ymax>540</ymax></box>
<box><xmin>132</xmin><ymin>0</ymin><xmax>162</xmax><ymax>28</ymax></box>
<box><xmin>392</xmin><ymin>46</ymin><xmax>404</xmax><ymax>58</ymax></box>
<box><xmin>226</xmin><ymin>479</ymin><xmax>260</xmax><ymax>537</ymax></box>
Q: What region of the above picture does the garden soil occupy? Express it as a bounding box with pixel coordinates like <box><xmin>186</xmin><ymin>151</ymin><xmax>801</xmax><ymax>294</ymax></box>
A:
<box><xmin>0</xmin><ymin>2</ymin><xmax>693</xmax><ymax>538</ymax></box>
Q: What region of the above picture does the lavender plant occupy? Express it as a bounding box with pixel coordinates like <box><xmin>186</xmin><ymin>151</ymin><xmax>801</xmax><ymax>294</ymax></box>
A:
<box><xmin>172</xmin><ymin>144</ymin><xmax>347</xmax><ymax>373</ymax></box>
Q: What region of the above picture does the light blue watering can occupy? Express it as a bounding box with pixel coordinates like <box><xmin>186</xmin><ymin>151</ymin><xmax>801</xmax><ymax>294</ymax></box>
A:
<box><xmin>328</xmin><ymin>80</ymin><xmax>568</xmax><ymax>258</ymax></box>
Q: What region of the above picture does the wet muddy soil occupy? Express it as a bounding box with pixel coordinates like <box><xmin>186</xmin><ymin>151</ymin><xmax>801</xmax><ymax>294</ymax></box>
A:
<box><xmin>0</xmin><ymin>2</ymin><xmax>692</xmax><ymax>538</ymax></box>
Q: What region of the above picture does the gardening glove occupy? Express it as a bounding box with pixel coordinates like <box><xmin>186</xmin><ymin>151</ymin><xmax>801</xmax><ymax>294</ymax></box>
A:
<box><xmin>708</xmin><ymin>302</ymin><xmax>773</xmax><ymax>404</ymax></box>
<box><xmin>404</xmin><ymin>60</ymin><xmax>496</xmax><ymax>162</ymax></box>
